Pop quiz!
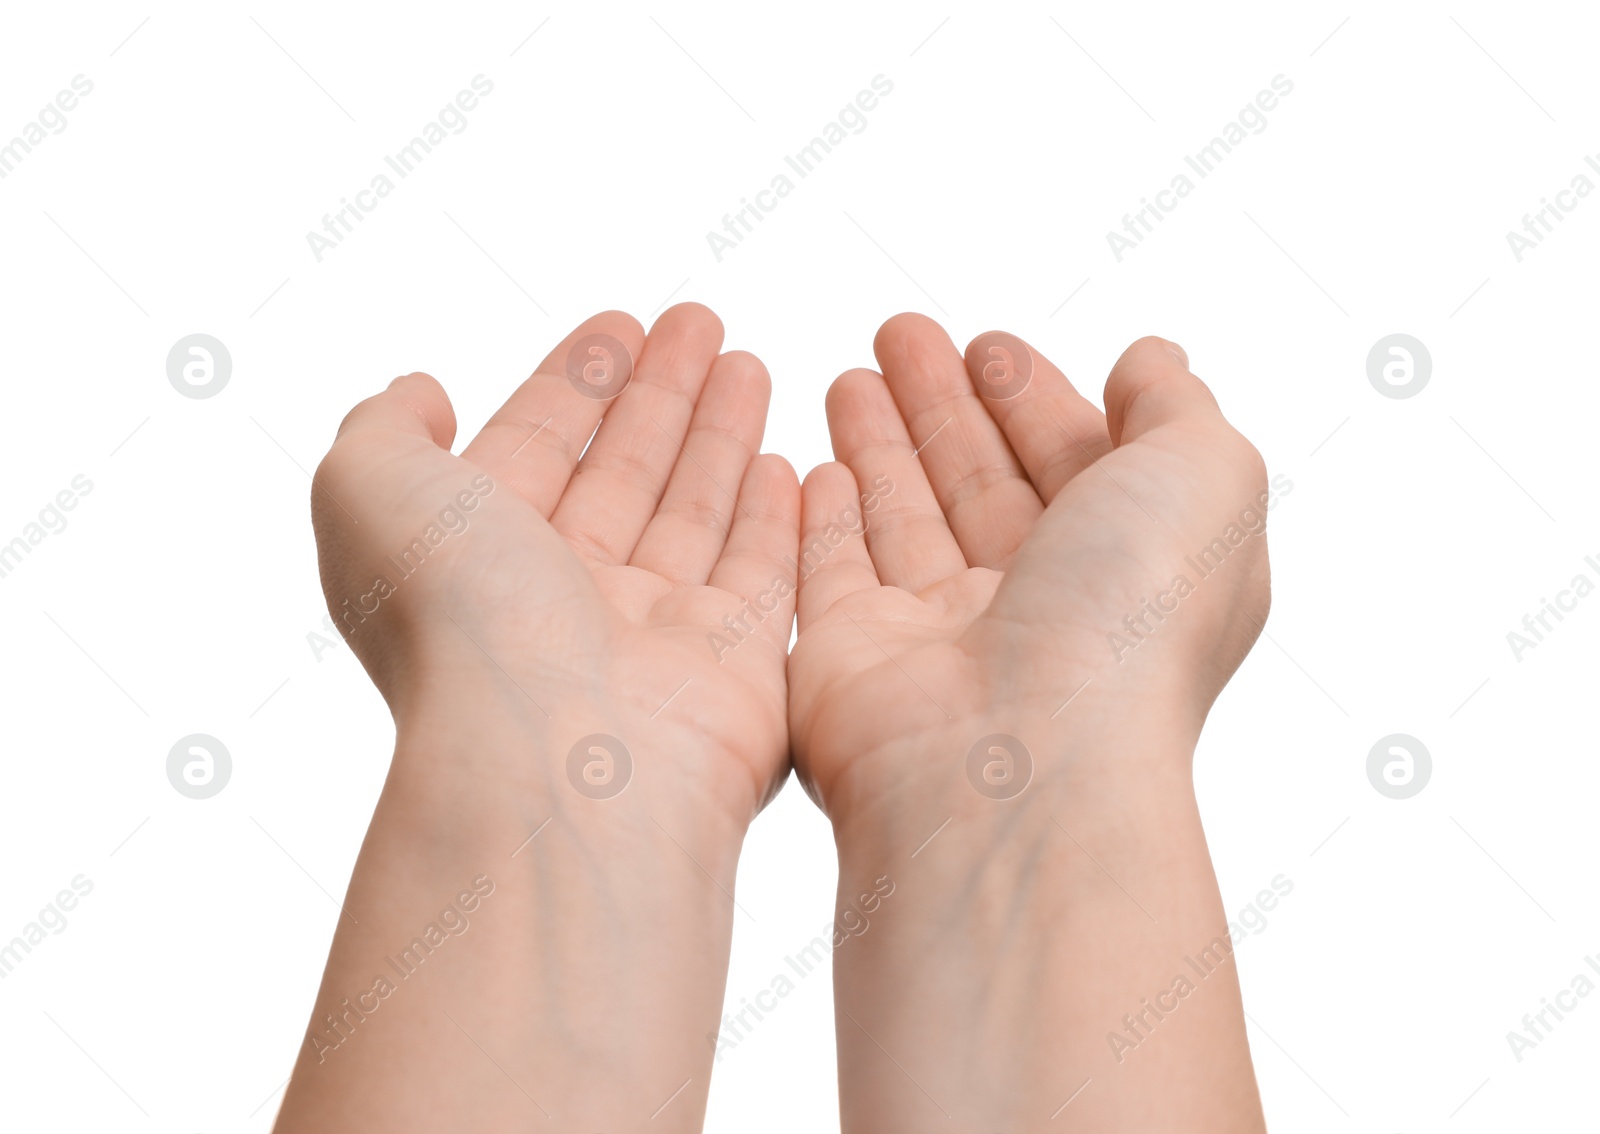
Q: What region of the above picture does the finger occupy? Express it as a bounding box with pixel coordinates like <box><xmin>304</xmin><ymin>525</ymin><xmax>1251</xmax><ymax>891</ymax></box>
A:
<box><xmin>317</xmin><ymin>372</ymin><xmax>456</xmax><ymax>534</ymax></box>
<box><xmin>961</xmin><ymin>329</ymin><xmax>1115</xmax><ymax>503</ymax></box>
<box><xmin>826</xmin><ymin>367</ymin><xmax>967</xmax><ymax>594</ymax></box>
<box><xmin>1103</xmin><ymin>337</ymin><xmax>1225</xmax><ymax>447</ymax></box>
<box><xmin>874</xmin><ymin>313</ymin><xmax>1041</xmax><ymax>567</ymax></box>
<box><xmin>335</xmin><ymin>371</ymin><xmax>456</xmax><ymax>449</ymax></box>
<box><xmin>707</xmin><ymin>453</ymin><xmax>802</xmax><ymax>654</ymax></box>
<box><xmin>550</xmin><ymin>303</ymin><xmax>725</xmax><ymax>565</ymax></box>
<box><xmin>630</xmin><ymin>350</ymin><xmax>771</xmax><ymax>586</ymax></box>
<box><xmin>460</xmin><ymin>310</ymin><xmax>646</xmax><ymax>517</ymax></box>
<box><xmin>795</xmin><ymin>461</ymin><xmax>880</xmax><ymax>629</ymax></box>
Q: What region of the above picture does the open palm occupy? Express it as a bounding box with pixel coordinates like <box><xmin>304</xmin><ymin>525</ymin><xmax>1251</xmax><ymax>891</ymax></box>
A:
<box><xmin>312</xmin><ymin>304</ymin><xmax>800</xmax><ymax>826</ymax></box>
<box><xmin>788</xmin><ymin>315</ymin><xmax>1272</xmax><ymax>816</ymax></box>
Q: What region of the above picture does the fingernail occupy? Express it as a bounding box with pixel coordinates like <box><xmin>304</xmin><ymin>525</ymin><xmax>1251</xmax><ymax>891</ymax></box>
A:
<box><xmin>1165</xmin><ymin>341</ymin><xmax>1189</xmax><ymax>368</ymax></box>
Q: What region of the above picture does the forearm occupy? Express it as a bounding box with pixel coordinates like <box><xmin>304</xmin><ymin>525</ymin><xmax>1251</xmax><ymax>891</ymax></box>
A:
<box><xmin>273</xmin><ymin>702</ymin><xmax>744</xmax><ymax>1132</ymax></box>
<box><xmin>829</xmin><ymin>720</ymin><xmax>1264</xmax><ymax>1132</ymax></box>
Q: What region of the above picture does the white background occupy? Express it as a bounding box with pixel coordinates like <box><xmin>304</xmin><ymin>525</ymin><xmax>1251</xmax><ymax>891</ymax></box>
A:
<box><xmin>1</xmin><ymin>1</ymin><xmax>1596</xmax><ymax>1130</ymax></box>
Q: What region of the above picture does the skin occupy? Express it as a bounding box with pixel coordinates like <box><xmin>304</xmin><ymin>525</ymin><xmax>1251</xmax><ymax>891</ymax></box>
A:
<box><xmin>273</xmin><ymin>304</ymin><xmax>801</xmax><ymax>1132</ymax></box>
<box><xmin>274</xmin><ymin>305</ymin><xmax>1270</xmax><ymax>1132</ymax></box>
<box><xmin>788</xmin><ymin>314</ymin><xmax>1271</xmax><ymax>1131</ymax></box>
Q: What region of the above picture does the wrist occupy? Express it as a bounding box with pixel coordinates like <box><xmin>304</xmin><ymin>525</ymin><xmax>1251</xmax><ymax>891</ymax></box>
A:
<box><xmin>824</xmin><ymin>711</ymin><xmax>1244</xmax><ymax>1132</ymax></box>
<box><xmin>385</xmin><ymin>686</ymin><xmax>750</xmax><ymax>873</ymax></box>
<box><xmin>286</xmin><ymin>695</ymin><xmax>749</xmax><ymax>1131</ymax></box>
<box><xmin>826</xmin><ymin>702</ymin><xmax>1198</xmax><ymax>858</ymax></box>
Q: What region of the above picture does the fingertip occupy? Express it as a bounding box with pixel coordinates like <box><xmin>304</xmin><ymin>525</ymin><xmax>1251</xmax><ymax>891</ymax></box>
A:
<box><xmin>824</xmin><ymin>368</ymin><xmax>903</xmax><ymax>460</ymax></box>
<box><xmin>715</xmin><ymin>349</ymin><xmax>772</xmax><ymax>393</ymax></box>
<box><xmin>825</xmin><ymin>367</ymin><xmax>885</xmax><ymax>415</ymax></box>
<box><xmin>1118</xmin><ymin>336</ymin><xmax>1197</xmax><ymax>376</ymax></box>
<box><xmin>389</xmin><ymin>371</ymin><xmax>457</xmax><ymax>448</ymax></box>
<box><xmin>738</xmin><ymin>454</ymin><xmax>802</xmax><ymax>537</ymax></box>
<box><xmin>1104</xmin><ymin>336</ymin><xmax>1221</xmax><ymax>446</ymax></box>
<box><xmin>590</xmin><ymin>308</ymin><xmax>646</xmax><ymax>340</ymax></box>
<box><xmin>873</xmin><ymin>311</ymin><xmax>948</xmax><ymax>361</ymax></box>
<box><xmin>557</xmin><ymin>310</ymin><xmax>647</xmax><ymax>375</ymax></box>
<box><xmin>802</xmin><ymin>459</ymin><xmax>859</xmax><ymax>497</ymax></box>
<box><xmin>591</xmin><ymin>309</ymin><xmax>647</xmax><ymax>357</ymax></box>
<box><xmin>799</xmin><ymin>461</ymin><xmax>865</xmax><ymax>535</ymax></box>
<box><xmin>962</xmin><ymin>328</ymin><xmax>1024</xmax><ymax>367</ymax></box>
<box><xmin>960</xmin><ymin>328</ymin><xmax>1042</xmax><ymax>403</ymax></box>
<box><xmin>338</xmin><ymin>371</ymin><xmax>456</xmax><ymax>448</ymax></box>
<box><xmin>652</xmin><ymin>301</ymin><xmax>725</xmax><ymax>345</ymax></box>
<box><xmin>534</xmin><ymin>310</ymin><xmax>647</xmax><ymax>385</ymax></box>
<box><xmin>750</xmin><ymin>450</ymin><xmax>799</xmax><ymax>487</ymax></box>
<box><xmin>743</xmin><ymin>451</ymin><xmax>802</xmax><ymax>508</ymax></box>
